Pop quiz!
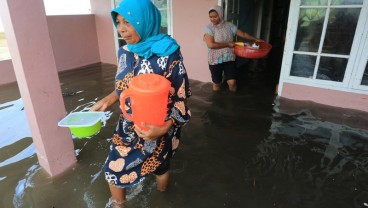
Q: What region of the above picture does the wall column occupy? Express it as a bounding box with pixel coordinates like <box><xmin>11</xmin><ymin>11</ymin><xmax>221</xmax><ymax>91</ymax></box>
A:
<box><xmin>91</xmin><ymin>0</ymin><xmax>117</xmax><ymax>65</ymax></box>
<box><xmin>0</xmin><ymin>0</ymin><xmax>76</xmax><ymax>176</ymax></box>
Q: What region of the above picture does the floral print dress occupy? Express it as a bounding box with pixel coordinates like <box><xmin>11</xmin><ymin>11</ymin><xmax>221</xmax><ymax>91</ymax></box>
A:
<box><xmin>204</xmin><ymin>21</ymin><xmax>238</xmax><ymax>65</ymax></box>
<box><xmin>104</xmin><ymin>46</ymin><xmax>191</xmax><ymax>188</ymax></box>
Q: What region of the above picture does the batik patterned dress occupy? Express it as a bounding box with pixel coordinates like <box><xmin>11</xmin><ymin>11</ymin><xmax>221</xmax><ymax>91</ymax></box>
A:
<box><xmin>104</xmin><ymin>45</ymin><xmax>191</xmax><ymax>188</ymax></box>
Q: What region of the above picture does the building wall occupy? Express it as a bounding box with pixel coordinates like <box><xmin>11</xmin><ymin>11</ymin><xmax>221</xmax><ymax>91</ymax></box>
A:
<box><xmin>278</xmin><ymin>0</ymin><xmax>368</xmax><ymax>112</ymax></box>
<box><xmin>2</xmin><ymin>0</ymin><xmax>365</xmax><ymax>112</ymax></box>
<box><xmin>47</xmin><ymin>15</ymin><xmax>100</xmax><ymax>71</ymax></box>
<box><xmin>172</xmin><ymin>0</ymin><xmax>216</xmax><ymax>83</ymax></box>
<box><xmin>0</xmin><ymin>15</ymin><xmax>101</xmax><ymax>85</ymax></box>
<box><xmin>282</xmin><ymin>83</ymin><xmax>368</xmax><ymax>112</ymax></box>
<box><xmin>90</xmin><ymin>0</ymin><xmax>117</xmax><ymax>65</ymax></box>
<box><xmin>0</xmin><ymin>59</ymin><xmax>15</xmax><ymax>85</ymax></box>
<box><xmin>0</xmin><ymin>0</ymin><xmax>217</xmax><ymax>86</ymax></box>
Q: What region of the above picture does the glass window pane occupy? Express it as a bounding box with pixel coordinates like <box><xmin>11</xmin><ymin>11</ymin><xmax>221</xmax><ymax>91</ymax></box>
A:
<box><xmin>114</xmin><ymin>0</ymin><xmax>122</xmax><ymax>7</ymax></box>
<box><xmin>114</xmin><ymin>0</ymin><xmax>169</xmax><ymax>46</ymax></box>
<box><xmin>159</xmin><ymin>8</ymin><xmax>168</xmax><ymax>34</ymax></box>
<box><xmin>317</xmin><ymin>57</ymin><xmax>348</xmax><ymax>82</ymax></box>
<box><xmin>331</xmin><ymin>0</ymin><xmax>363</xmax><ymax>5</ymax></box>
<box><xmin>152</xmin><ymin>0</ymin><xmax>166</xmax><ymax>8</ymax></box>
<box><xmin>295</xmin><ymin>9</ymin><xmax>326</xmax><ymax>52</ymax></box>
<box><xmin>361</xmin><ymin>61</ymin><xmax>368</xmax><ymax>86</ymax></box>
<box><xmin>118</xmin><ymin>39</ymin><xmax>126</xmax><ymax>47</ymax></box>
<box><xmin>117</xmin><ymin>33</ymin><xmax>126</xmax><ymax>47</ymax></box>
<box><xmin>322</xmin><ymin>8</ymin><xmax>360</xmax><ymax>55</ymax></box>
<box><xmin>290</xmin><ymin>54</ymin><xmax>316</xmax><ymax>78</ymax></box>
<box><xmin>105</xmin><ymin>0</ymin><xmax>165</xmax><ymax>36</ymax></box>
<box><xmin>153</xmin><ymin>0</ymin><xmax>168</xmax><ymax>34</ymax></box>
<box><xmin>301</xmin><ymin>0</ymin><xmax>328</xmax><ymax>5</ymax></box>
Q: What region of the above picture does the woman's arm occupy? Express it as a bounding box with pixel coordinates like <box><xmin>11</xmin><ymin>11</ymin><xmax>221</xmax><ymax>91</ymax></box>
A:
<box><xmin>236</xmin><ymin>29</ymin><xmax>263</xmax><ymax>42</ymax></box>
<box><xmin>90</xmin><ymin>90</ymin><xmax>119</xmax><ymax>112</ymax></box>
<box><xmin>204</xmin><ymin>33</ymin><xmax>235</xmax><ymax>49</ymax></box>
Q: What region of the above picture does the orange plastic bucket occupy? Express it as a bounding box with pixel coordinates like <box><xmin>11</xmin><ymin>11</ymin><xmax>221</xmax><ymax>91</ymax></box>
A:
<box><xmin>120</xmin><ymin>74</ymin><xmax>171</xmax><ymax>130</ymax></box>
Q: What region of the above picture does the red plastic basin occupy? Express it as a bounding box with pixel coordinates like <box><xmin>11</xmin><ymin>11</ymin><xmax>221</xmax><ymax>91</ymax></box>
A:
<box><xmin>234</xmin><ymin>42</ymin><xmax>272</xmax><ymax>59</ymax></box>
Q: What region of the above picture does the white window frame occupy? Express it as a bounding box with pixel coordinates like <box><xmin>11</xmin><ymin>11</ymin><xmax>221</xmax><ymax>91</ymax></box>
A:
<box><xmin>351</xmin><ymin>11</ymin><xmax>368</xmax><ymax>91</ymax></box>
<box><xmin>278</xmin><ymin>0</ymin><xmax>368</xmax><ymax>95</ymax></box>
<box><xmin>155</xmin><ymin>0</ymin><xmax>173</xmax><ymax>36</ymax></box>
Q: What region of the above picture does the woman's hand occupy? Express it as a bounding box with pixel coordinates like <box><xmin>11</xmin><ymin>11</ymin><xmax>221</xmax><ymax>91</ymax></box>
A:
<box><xmin>227</xmin><ymin>42</ymin><xmax>235</xmax><ymax>48</ymax></box>
<box><xmin>90</xmin><ymin>91</ymin><xmax>118</xmax><ymax>112</ymax></box>
<box><xmin>254</xmin><ymin>38</ymin><xmax>264</xmax><ymax>42</ymax></box>
<box><xmin>90</xmin><ymin>100</ymin><xmax>109</xmax><ymax>111</ymax></box>
<box><xmin>134</xmin><ymin>120</ymin><xmax>174</xmax><ymax>141</ymax></box>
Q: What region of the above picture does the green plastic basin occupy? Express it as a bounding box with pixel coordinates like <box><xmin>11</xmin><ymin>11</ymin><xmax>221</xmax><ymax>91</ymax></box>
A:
<box><xmin>69</xmin><ymin>120</ymin><xmax>102</xmax><ymax>138</ymax></box>
<box><xmin>58</xmin><ymin>112</ymin><xmax>104</xmax><ymax>139</ymax></box>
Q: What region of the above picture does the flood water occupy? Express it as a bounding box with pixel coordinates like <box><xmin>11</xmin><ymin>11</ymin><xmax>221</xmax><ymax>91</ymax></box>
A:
<box><xmin>1</xmin><ymin>62</ymin><xmax>368</xmax><ymax>208</ymax></box>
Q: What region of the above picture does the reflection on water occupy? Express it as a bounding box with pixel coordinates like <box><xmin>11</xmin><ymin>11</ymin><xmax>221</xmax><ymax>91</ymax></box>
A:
<box><xmin>0</xmin><ymin>99</ymin><xmax>33</xmax><ymax>168</ymax></box>
<box><xmin>0</xmin><ymin>63</ymin><xmax>368</xmax><ymax>208</ymax></box>
<box><xmin>244</xmin><ymin>99</ymin><xmax>368</xmax><ymax>208</ymax></box>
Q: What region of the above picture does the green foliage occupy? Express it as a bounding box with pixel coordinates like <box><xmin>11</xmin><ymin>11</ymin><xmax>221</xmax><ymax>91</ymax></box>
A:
<box><xmin>299</xmin><ymin>8</ymin><xmax>326</xmax><ymax>27</ymax></box>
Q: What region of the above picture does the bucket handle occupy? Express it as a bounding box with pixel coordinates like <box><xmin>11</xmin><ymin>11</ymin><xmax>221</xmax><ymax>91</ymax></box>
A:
<box><xmin>119</xmin><ymin>89</ymin><xmax>134</xmax><ymax>122</ymax></box>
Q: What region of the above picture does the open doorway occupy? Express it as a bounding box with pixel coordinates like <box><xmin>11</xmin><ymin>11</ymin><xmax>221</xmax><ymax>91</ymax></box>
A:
<box><xmin>267</xmin><ymin>0</ymin><xmax>290</xmax><ymax>87</ymax></box>
<box><xmin>221</xmin><ymin>0</ymin><xmax>290</xmax><ymax>90</ymax></box>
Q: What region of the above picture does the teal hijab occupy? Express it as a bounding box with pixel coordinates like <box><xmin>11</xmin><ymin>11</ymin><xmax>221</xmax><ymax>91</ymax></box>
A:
<box><xmin>111</xmin><ymin>0</ymin><xmax>179</xmax><ymax>59</ymax></box>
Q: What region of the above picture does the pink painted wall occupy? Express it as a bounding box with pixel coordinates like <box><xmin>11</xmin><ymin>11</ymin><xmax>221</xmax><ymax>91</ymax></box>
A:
<box><xmin>281</xmin><ymin>83</ymin><xmax>368</xmax><ymax>112</ymax></box>
<box><xmin>47</xmin><ymin>15</ymin><xmax>100</xmax><ymax>71</ymax></box>
<box><xmin>0</xmin><ymin>59</ymin><xmax>15</xmax><ymax>85</ymax></box>
<box><xmin>1</xmin><ymin>0</ymin><xmax>214</xmax><ymax>86</ymax></box>
<box><xmin>172</xmin><ymin>0</ymin><xmax>216</xmax><ymax>83</ymax></box>
<box><xmin>0</xmin><ymin>15</ymin><xmax>102</xmax><ymax>86</ymax></box>
<box><xmin>91</xmin><ymin>1</ymin><xmax>117</xmax><ymax>65</ymax></box>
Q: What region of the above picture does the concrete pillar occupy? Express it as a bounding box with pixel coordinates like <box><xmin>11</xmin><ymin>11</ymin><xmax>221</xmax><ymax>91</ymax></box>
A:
<box><xmin>0</xmin><ymin>0</ymin><xmax>76</xmax><ymax>176</ymax></box>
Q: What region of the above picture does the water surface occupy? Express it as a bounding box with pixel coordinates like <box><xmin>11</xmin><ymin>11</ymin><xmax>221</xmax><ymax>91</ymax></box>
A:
<box><xmin>1</xmin><ymin>63</ymin><xmax>368</xmax><ymax>208</ymax></box>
